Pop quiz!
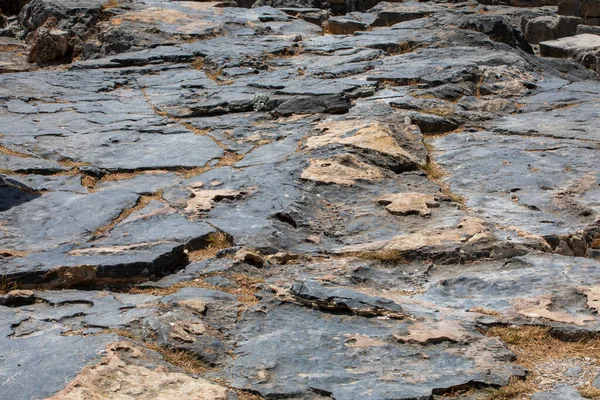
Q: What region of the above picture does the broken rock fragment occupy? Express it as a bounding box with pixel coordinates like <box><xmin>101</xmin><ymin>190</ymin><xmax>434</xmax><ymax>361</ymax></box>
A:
<box><xmin>377</xmin><ymin>192</ymin><xmax>440</xmax><ymax>217</ymax></box>
<box><xmin>27</xmin><ymin>28</ymin><xmax>70</xmax><ymax>64</ymax></box>
<box><xmin>185</xmin><ymin>184</ymin><xmax>249</xmax><ymax>216</ymax></box>
<box><xmin>301</xmin><ymin>153</ymin><xmax>383</xmax><ymax>185</ymax></box>
<box><xmin>306</xmin><ymin>120</ymin><xmax>421</xmax><ymax>171</ymax></box>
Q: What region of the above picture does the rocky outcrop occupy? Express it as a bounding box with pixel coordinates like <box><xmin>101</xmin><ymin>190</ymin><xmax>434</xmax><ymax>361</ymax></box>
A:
<box><xmin>2</xmin><ymin>0</ymin><xmax>600</xmax><ymax>398</ymax></box>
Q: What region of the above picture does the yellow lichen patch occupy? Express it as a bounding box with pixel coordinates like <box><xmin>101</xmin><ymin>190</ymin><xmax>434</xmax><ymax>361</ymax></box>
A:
<box><xmin>306</xmin><ymin>120</ymin><xmax>418</xmax><ymax>163</ymax></box>
<box><xmin>301</xmin><ymin>153</ymin><xmax>383</xmax><ymax>186</ymax></box>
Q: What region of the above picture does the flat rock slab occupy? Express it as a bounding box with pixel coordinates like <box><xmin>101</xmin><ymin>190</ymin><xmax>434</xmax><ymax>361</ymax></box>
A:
<box><xmin>540</xmin><ymin>34</ymin><xmax>600</xmax><ymax>67</ymax></box>
<box><xmin>433</xmin><ymin>130</ymin><xmax>600</xmax><ymax>237</ymax></box>
<box><xmin>224</xmin><ymin>297</ymin><xmax>524</xmax><ymax>399</ymax></box>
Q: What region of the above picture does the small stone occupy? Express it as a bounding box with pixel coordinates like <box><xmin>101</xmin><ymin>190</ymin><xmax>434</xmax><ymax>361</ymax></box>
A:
<box><xmin>234</xmin><ymin>248</ymin><xmax>266</xmax><ymax>268</ymax></box>
<box><xmin>0</xmin><ymin>289</ymin><xmax>36</xmax><ymax>307</ymax></box>
<box><xmin>306</xmin><ymin>235</ymin><xmax>320</xmax><ymax>244</ymax></box>
<box><xmin>565</xmin><ymin>366</ymin><xmax>582</xmax><ymax>377</ymax></box>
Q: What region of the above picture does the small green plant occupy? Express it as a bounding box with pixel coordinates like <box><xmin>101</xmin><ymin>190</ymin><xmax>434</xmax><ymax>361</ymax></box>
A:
<box><xmin>251</xmin><ymin>93</ymin><xmax>269</xmax><ymax>112</ymax></box>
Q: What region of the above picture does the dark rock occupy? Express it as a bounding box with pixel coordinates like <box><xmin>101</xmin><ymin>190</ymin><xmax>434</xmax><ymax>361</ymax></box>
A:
<box><xmin>559</xmin><ymin>0</ymin><xmax>600</xmax><ymax>18</ymax></box>
<box><xmin>525</xmin><ymin>15</ymin><xmax>581</xmax><ymax>44</ymax></box>
<box><xmin>459</xmin><ymin>15</ymin><xmax>533</xmax><ymax>53</ymax></box>
<box><xmin>27</xmin><ymin>27</ymin><xmax>70</xmax><ymax>63</ymax></box>
<box><xmin>540</xmin><ymin>34</ymin><xmax>600</xmax><ymax>69</ymax></box>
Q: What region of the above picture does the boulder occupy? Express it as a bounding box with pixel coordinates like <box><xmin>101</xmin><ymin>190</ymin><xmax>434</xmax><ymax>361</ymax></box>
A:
<box><xmin>540</xmin><ymin>33</ymin><xmax>600</xmax><ymax>69</ymax></box>
<box><xmin>577</xmin><ymin>24</ymin><xmax>600</xmax><ymax>34</ymax></box>
<box><xmin>459</xmin><ymin>15</ymin><xmax>533</xmax><ymax>53</ymax></box>
<box><xmin>525</xmin><ymin>15</ymin><xmax>581</xmax><ymax>44</ymax></box>
<box><xmin>27</xmin><ymin>27</ymin><xmax>70</xmax><ymax>64</ymax></box>
<box><xmin>559</xmin><ymin>0</ymin><xmax>600</xmax><ymax>17</ymax></box>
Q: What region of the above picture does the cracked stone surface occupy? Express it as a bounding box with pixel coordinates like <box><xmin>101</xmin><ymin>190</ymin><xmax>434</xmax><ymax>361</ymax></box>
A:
<box><xmin>1</xmin><ymin>0</ymin><xmax>600</xmax><ymax>398</ymax></box>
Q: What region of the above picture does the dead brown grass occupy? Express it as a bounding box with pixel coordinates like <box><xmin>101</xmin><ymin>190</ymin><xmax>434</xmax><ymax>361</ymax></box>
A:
<box><xmin>420</xmin><ymin>160</ymin><xmax>445</xmax><ymax>180</ymax></box>
<box><xmin>420</xmin><ymin>106</ymin><xmax>455</xmax><ymax>117</ymax></box>
<box><xmin>191</xmin><ymin>57</ymin><xmax>205</xmax><ymax>70</ymax></box>
<box><xmin>0</xmin><ymin>144</ymin><xmax>32</xmax><ymax>158</ymax></box>
<box><xmin>350</xmin><ymin>249</ymin><xmax>407</xmax><ymax>264</ymax></box>
<box><xmin>591</xmin><ymin>238</ymin><xmax>600</xmax><ymax>250</ymax></box>
<box><xmin>128</xmin><ymin>267</ymin><xmax>263</xmax><ymax>306</ymax></box>
<box><xmin>216</xmin><ymin>151</ymin><xmax>244</xmax><ymax>167</ymax></box>
<box><xmin>93</xmin><ymin>191</ymin><xmax>163</xmax><ymax>237</ymax></box>
<box><xmin>488</xmin><ymin>376</ymin><xmax>535</xmax><ymax>399</ymax></box>
<box><xmin>81</xmin><ymin>175</ymin><xmax>98</xmax><ymax>191</ymax></box>
<box><xmin>147</xmin><ymin>344</ymin><xmax>210</xmax><ymax>374</ymax></box>
<box><xmin>108</xmin><ymin>328</ymin><xmax>210</xmax><ymax>374</ymax></box>
<box><xmin>486</xmin><ymin>326</ymin><xmax>600</xmax><ymax>399</ymax></box>
<box><xmin>469</xmin><ymin>307</ymin><xmax>501</xmax><ymax>317</ymax></box>
<box><xmin>0</xmin><ymin>276</ymin><xmax>19</xmax><ymax>294</ymax></box>
<box><xmin>187</xmin><ymin>232</ymin><xmax>232</xmax><ymax>262</ymax></box>
<box><xmin>421</xmin><ymin>142</ymin><xmax>467</xmax><ymax>208</ymax></box>
<box><xmin>101</xmin><ymin>0</ymin><xmax>123</xmax><ymax>10</ymax></box>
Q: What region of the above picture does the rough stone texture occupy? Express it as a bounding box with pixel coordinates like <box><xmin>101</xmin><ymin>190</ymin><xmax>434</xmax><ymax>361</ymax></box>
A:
<box><xmin>559</xmin><ymin>0</ymin><xmax>600</xmax><ymax>17</ymax></box>
<box><xmin>2</xmin><ymin>0</ymin><xmax>600</xmax><ymax>398</ymax></box>
<box><xmin>540</xmin><ymin>33</ymin><xmax>600</xmax><ymax>69</ymax></box>
<box><xmin>525</xmin><ymin>15</ymin><xmax>581</xmax><ymax>44</ymax></box>
<box><xmin>27</xmin><ymin>27</ymin><xmax>70</xmax><ymax>64</ymax></box>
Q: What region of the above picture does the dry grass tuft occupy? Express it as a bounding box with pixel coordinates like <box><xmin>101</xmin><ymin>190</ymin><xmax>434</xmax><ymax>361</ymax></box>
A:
<box><xmin>0</xmin><ymin>276</ymin><xmax>20</xmax><ymax>294</ymax></box>
<box><xmin>81</xmin><ymin>175</ymin><xmax>98</xmax><ymax>191</ymax></box>
<box><xmin>147</xmin><ymin>344</ymin><xmax>210</xmax><ymax>374</ymax></box>
<box><xmin>420</xmin><ymin>160</ymin><xmax>445</xmax><ymax>180</ymax></box>
<box><xmin>191</xmin><ymin>57</ymin><xmax>205</xmax><ymax>70</ymax></box>
<box><xmin>187</xmin><ymin>232</ymin><xmax>232</xmax><ymax>262</ymax></box>
<box><xmin>420</xmin><ymin>106</ymin><xmax>455</xmax><ymax>117</ymax></box>
<box><xmin>0</xmin><ymin>144</ymin><xmax>32</xmax><ymax>158</ymax></box>
<box><xmin>579</xmin><ymin>386</ymin><xmax>600</xmax><ymax>398</ymax></box>
<box><xmin>469</xmin><ymin>307</ymin><xmax>501</xmax><ymax>317</ymax></box>
<box><xmin>216</xmin><ymin>151</ymin><xmax>244</xmax><ymax>167</ymax></box>
<box><xmin>93</xmin><ymin>191</ymin><xmax>163</xmax><ymax>237</ymax></box>
<box><xmin>591</xmin><ymin>238</ymin><xmax>600</xmax><ymax>250</ymax></box>
<box><xmin>488</xmin><ymin>376</ymin><xmax>535</xmax><ymax>399</ymax></box>
<box><xmin>486</xmin><ymin>326</ymin><xmax>600</xmax><ymax>399</ymax></box>
<box><xmin>421</xmin><ymin>142</ymin><xmax>467</xmax><ymax>208</ymax></box>
<box><xmin>129</xmin><ymin>273</ymin><xmax>262</xmax><ymax>305</ymax></box>
<box><xmin>351</xmin><ymin>249</ymin><xmax>407</xmax><ymax>264</ymax></box>
<box><xmin>101</xmin><ymin>0</ymin><xmax>123</xmax><ymax>10</ymax></box>
<box><xmin>230</xmin><ymin>273</ymin><xmax>263</xmax><ymax>305</ymax></box>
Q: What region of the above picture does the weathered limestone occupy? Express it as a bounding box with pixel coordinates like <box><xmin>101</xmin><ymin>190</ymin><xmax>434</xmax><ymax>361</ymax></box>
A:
<box><xmin>540</xmin><ymin>33</ymin><xmax>600</xmax><ymax>68</ymax></box>
<box><xmin>1</xmin><ymin>0</ymin><xmax>600</xmax><ymax>398</ymax></box>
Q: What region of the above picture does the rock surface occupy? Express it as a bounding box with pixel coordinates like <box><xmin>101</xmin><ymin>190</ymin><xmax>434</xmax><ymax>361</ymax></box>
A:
<box><xmin>1</xmin><ymin>0</ymin><xmax>600</xmax><ymax>398</ymax></box>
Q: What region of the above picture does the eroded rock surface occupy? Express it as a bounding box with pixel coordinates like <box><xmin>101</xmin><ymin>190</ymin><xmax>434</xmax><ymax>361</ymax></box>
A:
<box><xmin>1</xmin><ymin>0</ymin><xmax>600</xmax><ymax>398</ymax></box>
